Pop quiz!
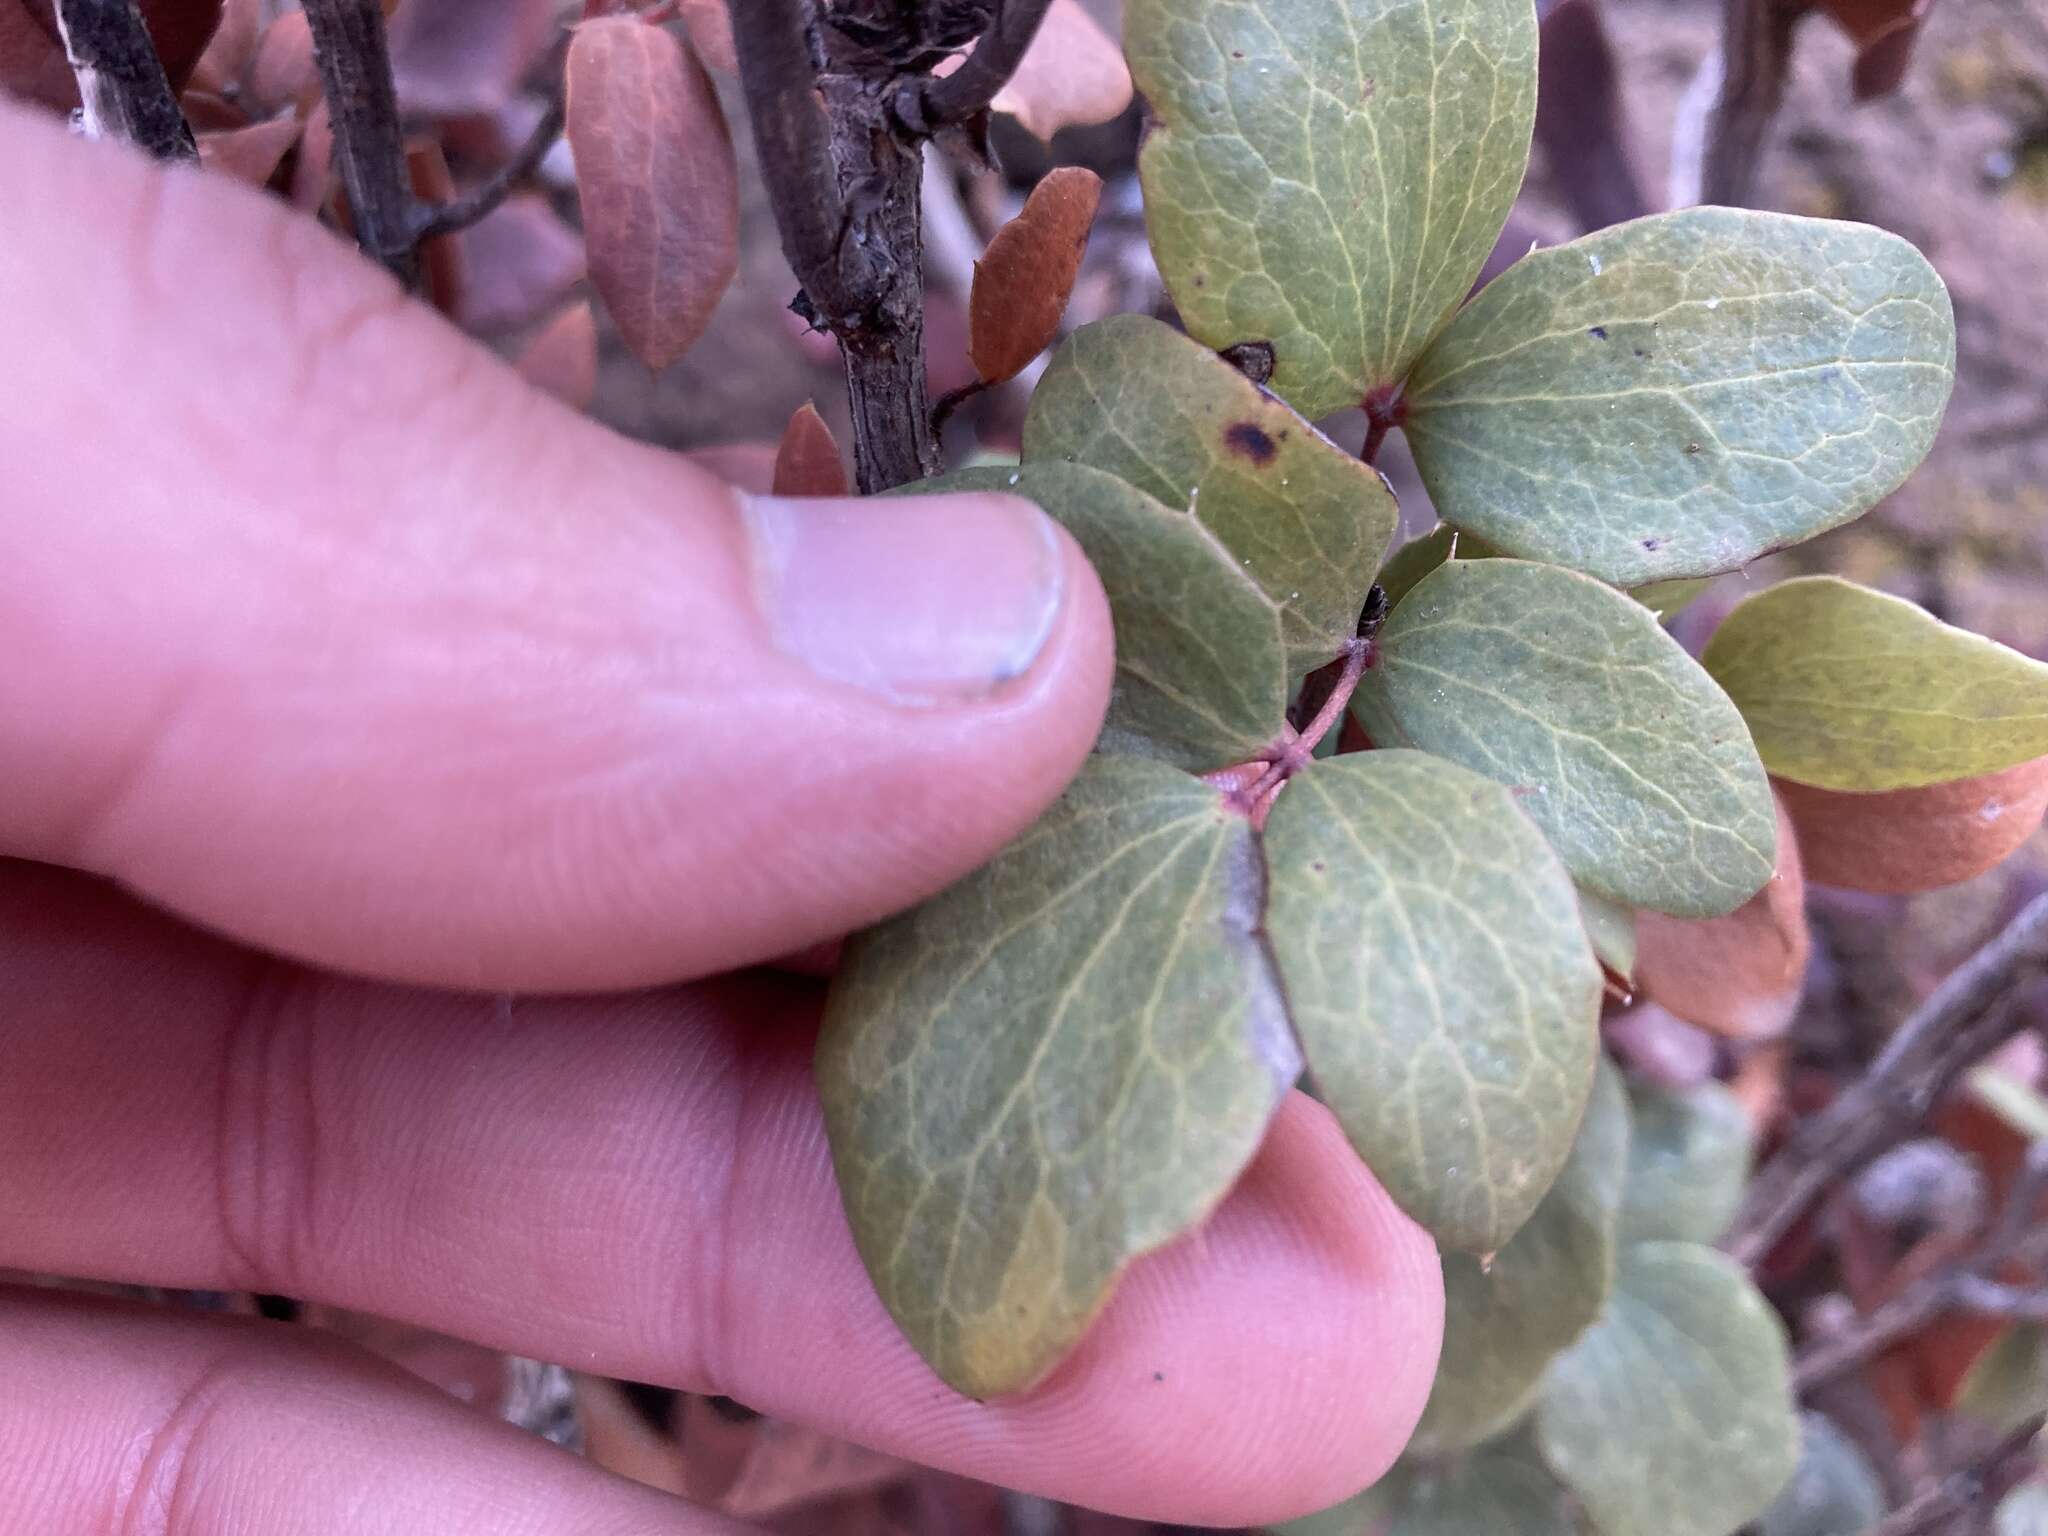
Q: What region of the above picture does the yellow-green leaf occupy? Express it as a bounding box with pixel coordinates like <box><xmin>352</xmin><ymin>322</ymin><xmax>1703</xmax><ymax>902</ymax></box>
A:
<box><xmin>1703</xmin><ymin>576</ymin><xmax>2048</xmax><ymax>792</ymax></box>
<box><xmin>1404</xmin><ymin>209</ymin><xmax>1955</xmax><ymax>585</ymax></box>
<box><xmin>1410</xmin><ymin>1057</ymin><xmax>1630</xmax><ymax>1455</ymax></box>
<box><xmin>1355</xmin><ymin>558</ymin><xmax>1778</xmax><ymax>917</ymax></box>
<box><xmin>1024</xmin><ymin>314</ymin><xmax>1399</xmax><ymax>669</ymax></box>
<box><xmin>1127</xmin><ymin>0</ymin><xmax>1537</xmax><ymax>418</ymax></box>
<box><xmin>817</xmin><ymin>757</ymin><xmax>1297</xmax><ymax>1398</ymax></box>
<box><xmin>1263</xmin><ymin>752</ymin><xmax>1603</xmax><ymax>1252</ymax></box>
<box><xmin>1579</xmin><ymin>886</ymin><xmax>1637</xmax><ymax>980</ymax></box>
<box><xmin>1537</xmin><ymin>1242</ymin><xmax>1799</xmax><ymax>1536</ymax></box>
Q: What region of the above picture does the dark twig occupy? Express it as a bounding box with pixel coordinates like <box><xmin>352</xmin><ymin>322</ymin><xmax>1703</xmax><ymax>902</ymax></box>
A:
<box><xmin>411</xmin><ymin>95</ymin><xmax>565</xmax><ymax>242</ymax></box>
<box><xmin>930</xmin><ymin>378</ymin><xmax>989</xmax><ymax>438</ymax></box>
<box><xmin>1696</xmin><ymin>0</ymin><xmax>1801</xmax><ymax>205</ymax></box>
<box><xmin>301</xmin><ymin>0</ymin><xmax>420</xmax><ymax>285</ymax></box>
<box><xmin>1730</xmin><ymin>893</ymin><xmax>2048</xmax><ymax>1268</ymax></box>
<box><xmin>53</xmin><ymin>0</ymin><xmax>197</xmax><ymax>162</ymax></box>
<box><xmin>1858</xmin><ymin>1414</ymin><xmax>2044</xmax><ymax>1536</ymax></box>
<box><xmin>732</xmin><ymin>0</ymin><xmax>942</xmax><ymax>491</ymax></box>
<box><xmin>895</xmin><ymin>0</ymin><xmax>1054</xmax><ymax>135</ymax></box>
<box><xmin>1535</xmin><ymin>0</ymin><xmax>1651</xmax><ymax>230</ymax></box>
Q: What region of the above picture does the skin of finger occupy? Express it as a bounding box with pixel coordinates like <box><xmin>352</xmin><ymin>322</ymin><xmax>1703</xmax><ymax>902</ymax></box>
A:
<box><xmin>0</xmin><ymin>99</ymin><xmax>1112</xmax><ymax>992</ymax></box>
<box><xmin>0</xmin><ymin>864</ymin><xmax>1445</xmax><ymax>1525</ymax></box>
<box><xmin>0</xmin><ymin>1289</ymin><xmax>754</xmax><ymax>1536</ymax></box>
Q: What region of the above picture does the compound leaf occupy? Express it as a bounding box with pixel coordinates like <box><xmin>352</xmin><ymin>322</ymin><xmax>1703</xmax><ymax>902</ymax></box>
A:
<box><xmin>1127</xmin><ymin>0</ymin><xmax>1537</xmax><ymax>418</ymax></box>
<box><xmin>1354</xmin><ymin>558</ymin><xmax>1778</xmax><ymax>917</ymax></box>
<box><xmin>1404</xmin><ymin>209</ymin><xmax>1955</xmax><ymax>586</ymax></box>
<box><xmin>913</xmin><ymin>465</ymin><xmax>1290</xmax><ymax>769</ymax></box>
<box><xmin>1537</xmin><ymin>1242</ymin><xmax>1799</xmax><ymax>1536</ymax></box>
<box><xmin>818</xmin><ymin>757</ymin><xmax>1299</xmax><ymax>1398</ymax></box>
<box><xmin>1263</xmin><ymin>751</ymin><xmax>1604</xmax><ymax>1252</ymax></box>
<box><xmin>1703</xmin><ymin>576</ymin><xmax>2048</xmax><ymax>792</ymax></box>
<box><xmin>1024</xmin><ymin>314</ymin><xmax>1399</xmax><ymax>669</ymax></box>
<box><xmin>1410</xmin><ymin>1057</ymin><xmax>1631</xmax><ymax>1455</ymax></box>
<box><xmin>1618</xmin><ymin>1080</ymin><xmax>1751</xmax><ymax>1245</ymax></box>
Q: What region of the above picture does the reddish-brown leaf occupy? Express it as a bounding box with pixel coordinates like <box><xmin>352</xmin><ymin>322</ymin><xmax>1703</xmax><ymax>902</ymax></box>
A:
<box><xmin>186</xmin><ymin>0</ymin><xmax>259</xmax><ymax>95</ymax></box>
<box><xmin>515</xmin><ymin>300</ymin><xmax>599</xmax><ymax>410</ymax></box>
<box><xmin>566</xmin><ymin>16</ymin><xmax>737</xmax><ymax>371</ymax></box>
<box><xmin>968</xmin><ymin>165</ymin><xmax>1102</xmax><ymax>385</ymax></box>
<box><xmin>455</xmin><ymin>191</ymin><xmax>586</xmax><ymax>334</ymax></box>
<box><xmin>676</xmin><ymin>0</ymin><xmax>735</xmax><ymax>73</ymax></box>
<box><xmin>1817</xmin><ymin>0</ymin><xmax>1935</xmax><ymax>99</ymax></box>
<box><xmin>771</xmin><ymin>402</ymin><xmax>849</xmax><ymax>497</ymax></box>
<box><xmin>407</xmin><ymin>140</ymin><xmax>466</xmax><ymax>318</ymax></box>
<box><xmin>987</xmin><ymin>0</ymin><xmax>1132</xmax><ymax>141</ymax></box>
<box><xmin>388</xmin><ymin>0</ymin><xmax>558</xmax><ymax>117</ymax></box>
<box><xmin>246</xmin><ymin>9</ymin><xmax>317</xmax><ymax>115</ymax></box>
<box><xmin>196</xmin><ymin>111</ymin><xmax>302</xmax><ymax>186</ymax></box>
<box><xmin>5</xmin><ymin>0</ymin><xmax>219</xmax><ymax>106</ymax></box>
<box><xmin>1776</xmin><ymin>757</ymin><xmax>2048</xmax><ymax>895</ymax></box>
<box><xmin>290</xmin><ymin>99</ymin><xmax>335</xmax><ymax>212</ymax></box>
<box><xmin>1636</xmin><ymin>793</ymin><xmax>1810</xmax><ymax>1040</ymax></box>
<box><xmin>178</xmin><ymin>87</ymin><xmax>249</xmax><ymax>131</ymax></box>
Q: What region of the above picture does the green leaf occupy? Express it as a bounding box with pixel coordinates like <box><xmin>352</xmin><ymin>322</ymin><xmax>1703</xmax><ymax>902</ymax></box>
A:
<box><xmin>1390</xmin><ymin>1437</ymin><xmax>1580</xmax><ymax>1536</ymax></box>
<box><xmin>1702</xmin><ymin>576</ymin><xmax>2048</xmax><ymax>792</ymax></box>
<box><xmin>913</xmin><ymin>464</ymin><xmax>1290</xmax><ymax>769</ymax></box>
<box><xmin>1354</xmin><ymin>558</ymin><xmax>1778</xmax><ymax>917</ymax></box>
<box><xmin>1262</xmin><ymin>751</ymin><xmax>1604</xmax><ymax>1251</ymax></box>
<box><xmin>1536</xmin><ymin>1242</ymin><xmax>1799</xmax><ymax>1536</ymax></box>
<box><xmin>1127</xmin><ymin>0</ymin><xmax>1537</xmax><ymax>418</ymax></box>
<box><xmin>1403</xmin><ymin>208</ymin><xmax>1956</xmax><ymax>586</ymax></box>
<box><xmin>1023</xmin><ymin>314</ymin><xmax>1399</xmax><ymax>669</ymax></box>
<box><xmin>1757</xmin><ymin>1414</ymin><xmax>1886</xmax><ymax>1536</ymax></box>
<box><xmin>1578</xmin><ymin>886</ymin><xmax>1637</xmax><ymax>981</ymax></box>
<box><xmin>1410</xmin><ymin>1057</ymin><xmax>1631</xmax><ymax>1455</ymax></box>
<box><xmin>1957</xmin><ymin>1325</ymin><xmax>2048</xmax><ymax>1435</ymax></box>
<box><xmin>1619</xmin><ymin>1079</ymin><xmax>1751</xmax><ymax>1245</ymax></box>
<box><xmin>1374</xmin><ymin>525</ymin><xmax>1504</xmax><ymax>611</ymax></box>
<box><xmin>817</xmin><ymin>756</ymin><xmax>1298</xmax><ymax>1397</ymax></box>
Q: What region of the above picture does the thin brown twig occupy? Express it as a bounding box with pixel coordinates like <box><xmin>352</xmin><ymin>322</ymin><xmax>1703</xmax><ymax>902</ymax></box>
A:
<box><xmin>53</xmin><ymin>0</ymin><xmax>196</xmax><ymax>162</ymax></box>
<box><xmin>1858</xmin><ymin>1414</ymin><xmax>2043</xmax><ymax>1536</ymax></box>
<box><xmin>1729</xmin><ymin>892</ymin><xmax>2048</xmax><ymax>1268</ymax></box>
<box><xmin>1697</xmin><ymin>0</ymin><xmax>1801</xmax><ymax>205</ymax></box>
<box><xmin>411</xmin><ymin>95</ymin><xmax>565</xmax><ymax>242</ymax></box>
<box><xmin>896</xmin><ymin>0</ymin><xmax>1055</xmax><ymax>134</ymax></box>
<box><xmin>301</xmin><ymin>0</ymin><xmax>420</xmax><ymax>285</ymax></box>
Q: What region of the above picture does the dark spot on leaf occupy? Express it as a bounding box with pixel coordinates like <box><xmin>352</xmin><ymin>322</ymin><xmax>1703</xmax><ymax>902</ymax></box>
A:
<box><xmin>1219</xmin><ymin>339</ymin><xmax>1276</xmax><ymax>385</ymax></box>
<box><xmin>1642</xmin><ymin>536</ymin><xmax>1665</xmax><ymax>551</ymax></box>
<box><xmin>1588</xmin><ymin>325</ymin><xmax>1608</xmax><ymax>340</ymax></box>
<box><xmin>1362</xmin><ymin>76</ymin><xmax>1376</xmax><ymax>99</ymax></box>
<box><xmin>1685</xmin><ymin>441</ymin><xmax>1703</xmax><ymax>455</ymax></box>
<box><xmin>1634</xmin><ymin>348</ymin><xmax>1650</xmax><ymax>360</ymax></box>
<box><xmin>1231</xmin><ymin>49</ymin><xmax>1245</xmax><ymax>59</ymax></box>
<box><xmin>1225</xmin><ymin>421</ymin><xmax>1279</xmax><ymax>465</ymax></box>
<box><xmin>1311</xmin><ymin>860</ymin><xmax>1327</xmax><ymax>873</ymax></box>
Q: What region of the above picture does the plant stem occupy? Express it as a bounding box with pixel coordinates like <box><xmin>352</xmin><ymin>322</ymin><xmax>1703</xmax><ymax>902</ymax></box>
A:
<box><xmin>1696</xmin><ymin>0</ymin><xmax>1799</xmax><ymax>205</ymax></box>
<box><xmin>412</xmin><ymin>95</ymin><xmax>565</xmax><ymax>242</ymax></box>
<box><xmin>1857</xmin><ymin>1414</ymin><xmax>2044</xmax><ymax>1536</ymax></box>
<box><xmin>53</xmin><ymin>0</ymin><xmax>196</xmax><ymax>162</ymax></box>
<box><xmin>731</xmin><ymin>0</ymin><xmax>938</xmax><ymax>491</ymax></box>
<box><xmin>302</xmin><ymin>0</ymin><xmax>420</xmax><ymax>286</ymax></box>
<box><xmin>895</xmin><ymin>0</ymin><xmax>1054</xmax><ymax>134</ymax></box>
<box><xmin>1728</xmin><ymin>892</ymin><xmax>2048</xmax><ymax>1268</ymax></box>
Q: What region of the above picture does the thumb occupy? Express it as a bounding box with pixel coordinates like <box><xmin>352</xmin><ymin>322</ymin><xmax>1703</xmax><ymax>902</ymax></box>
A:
<box><xmin>0</xmin><ymin>100</ymin><xmax>1113</xmax><ymax>989</ymax></box>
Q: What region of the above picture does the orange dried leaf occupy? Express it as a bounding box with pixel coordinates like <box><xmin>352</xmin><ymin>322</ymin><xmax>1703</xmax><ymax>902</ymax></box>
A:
<box><xmin>989</xmin><ymin>0</ymin><xmax>1132</xmax><ymax>141</ymax></box>
<box><xmin>247</xmin><ymin>9</ymin><xmax>317</xmax><ymax>115</ymax></box>
<box><xmin>566</xmin><ymin>16</ymin><xmax>738</xmax><ymax>371</ymax></box>
<box><xmin>1636</xmin><ymin>794</ymin><xmax>1810</xmax><ymax>1040</ymax></box>
<box><xmin>515</xmin><ymin>300</ymin><xmax>599</xmax><ymax>411</ymax></box>
<box><xmin>969</xmin><ymin>165</ymin><xmax>1102</xmax><ymax>385</ymax></box>
<box><xmin>1817</xmin><ymin>0</ymin><xmax>1934</xmax><ymax>99</ymax></box>
<box><xmin>1777</xmin><ymin>757</ymin><xmax>2048</xmax><ymax>895</ymax></box>
<box><xmin>676</xmin><ymin>0</ymin><xmax>735</xmax><ymax>73</ymax></box>
<box><xmin>771</xmin><ymin>402</ymin><xmax>849</xmax><ymax>497</ymax></box>
<box><xmin>196</xmin><ymin>111</ymin><xmax>303</xmax><ymax>186</ymax></box>
<box><xmin>179</xmin><ymin>87</ymin><xmax>249</xmax><ymax>130</ymax></box>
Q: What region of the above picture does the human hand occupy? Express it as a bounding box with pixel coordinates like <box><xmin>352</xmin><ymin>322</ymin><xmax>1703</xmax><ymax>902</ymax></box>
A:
<box><xmin>0</xmin><ymin>100</ymin><xmax>1442</xmax><ymax>1531</ymax></box>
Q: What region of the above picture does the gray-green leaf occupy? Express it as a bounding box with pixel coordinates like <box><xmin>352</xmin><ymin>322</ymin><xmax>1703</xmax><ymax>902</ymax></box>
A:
<box><xmin>1024</xmin><ymin>315</ymin><xmax>1399</xmax><ymax>669</ymax></box>
<box><xmin>1404</xmin><ymin>209</ymin><xmax>1955</xmax><ymax>586</ymax></box>
<box><xmin>1263</xmin><ymin>751</ymin><xmax>1603</xmax><ymax>1252</ymax></box>
<box><xmin>1411</xmin><ymin>1057</ymin><xmax>1631</xmax><ymax>1455</ymax></box>
<box><xmin>1758</xmin><ymin>1414</ymin><xmax>1887</xmax><ymax>1536</ymax></box>
<box><xmin>1128</xmin><ymin>0</ymin><xmax>1537</xmax><ymax>418</ymax></box>
<box><xmin>1353</xmin><ymin>558</ymin><xmax>1777</xmax><ymax>917</ymax></box>
<box><xmin>1536</xmin><ymin>1242</ymin><xmax>1799</xmax><ymax>1536</ymax></box>
<box><xmin>1391</xmin><ymin>1436</ymin><xmax>1580</xmax><ymax>1536</ymax></box>
<box><xmin>914</xmin><ymin>464</ymin><xmax>1290</xmax><ymax>769</ymax></box>
<box><xmin>1619</xmin><ymin>1079</ymin><xmax>1751</xmax><ymax>1245</ymax></box>
<box><xmin>817</xmin><ymin>756</ymin><xmax>1298</xmax><ymax>1397</ymax></box>
<box><xmin>1579</xmin><ymin>886</ymin><xmax>1637</xmax><ymax>981</ymax></box>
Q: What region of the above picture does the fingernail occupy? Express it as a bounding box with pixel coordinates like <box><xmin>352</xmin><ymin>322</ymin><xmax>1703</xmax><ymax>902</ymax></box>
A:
<box><xmin>740</xmin><ymin>491</ymin><xmax>1066</xmax><ymax>706</ymax></box>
